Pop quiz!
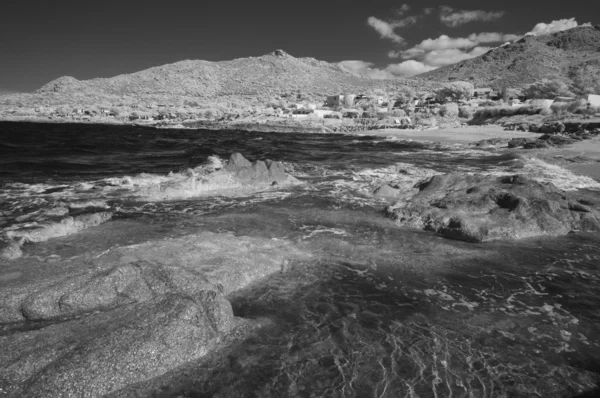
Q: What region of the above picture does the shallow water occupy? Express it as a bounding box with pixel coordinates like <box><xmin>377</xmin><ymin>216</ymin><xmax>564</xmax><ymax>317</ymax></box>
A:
<box><xmin>2</xmin><ymin>122</ymin><xmax>600</xmax><ymax>397</ymax></box>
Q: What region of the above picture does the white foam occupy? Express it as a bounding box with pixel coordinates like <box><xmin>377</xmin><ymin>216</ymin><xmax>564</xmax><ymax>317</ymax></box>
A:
<box><xmin>518</xmin><ymin>158</ymin><xmax>600</xmax><ymax>191</ymax></box>
<box><xmin>5</xmin><ymin>212</ymin><xmax>113</xmax><ymax>243</ymax></box>
<box><xmin>480</xmin><ymin>157</ymin><xmax>600</xmax><ymax>191</ymax></box>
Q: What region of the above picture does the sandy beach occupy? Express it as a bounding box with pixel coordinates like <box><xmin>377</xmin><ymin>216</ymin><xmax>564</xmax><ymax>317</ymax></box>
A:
<box><xmin>364</xmin><ymin>125</ymin><xmax>600</xmax><ymax>182</ymax></box>
<box><xmin>363</xmin><ymin>125</ymin><xmax>539</xmax><ymax>143</ymax></box>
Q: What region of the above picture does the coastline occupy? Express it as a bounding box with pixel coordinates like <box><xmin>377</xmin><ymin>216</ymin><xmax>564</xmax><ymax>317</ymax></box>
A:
<box><xmin>2</xmin><ymin>121</ymin><xmax>600</xmax><ymax>396</ymax></box>
<box><xmin>2</xmin><ymin>117</ymin><xmax>599</xmax><ymax>183</ymax></box>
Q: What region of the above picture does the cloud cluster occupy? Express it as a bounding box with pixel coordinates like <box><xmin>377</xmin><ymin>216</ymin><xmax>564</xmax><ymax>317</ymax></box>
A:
<box><xmin>440</xmin><ymin>6</ymin><xmax>505</xmax><ymax>27</ymax></box>
<box><xmin>358</xmin><ymin>12</ymin><xmax>592</xmax><ymax>80</ymax></box>
<box><xmin>386</xmin><ymin>61</ymin><xmax>436</xmax><ymax>77</ymax></box>
<box><xmin>390</xmin><ymin>31</ymin><xmax>510</xmax><ymax>68</ymax></box>
<box><xmin>526</xmin><ymin>18</ymin><xmax>591</xmax><ymax>36</ymax></box>
<box><xmin>339</xmin><ymin>60</ymin><xmax>395</xmax><ymax>80</ymax></box>
<box><xmin>423</xmin><ymin>46</ymin><xmax>491</xmax><ymax>67</ymax></box>
<box><xmin>468</xmin><ymin>32</ymin><xmax>521</xmax><ymax>43</ymax></box>
<box><xmin>339</xmin><ymin>59</ymin><xmax>435</xmax><ymax>79</ymax></box>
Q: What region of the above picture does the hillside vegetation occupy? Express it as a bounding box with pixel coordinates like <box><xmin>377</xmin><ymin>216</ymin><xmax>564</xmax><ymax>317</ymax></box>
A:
<box><xmin>417</xmin><ymin>26</ymin><xmax>600</xmax><ymax>89</ymax></box>
<box><xmin>2</xmin><ymin>50</ymin><xmax>442</xmax><ymax>110</ymax></box>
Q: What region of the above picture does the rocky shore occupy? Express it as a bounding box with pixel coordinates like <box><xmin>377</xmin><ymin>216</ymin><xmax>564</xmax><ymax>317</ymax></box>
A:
<box><xmin>0</xmin><ymin>232</ymin><xmax>311</xmax><ymax>397</ymax></box>
<box><xmin>2</xmin><ymin>144</ymin><xmax>600</xmax><ymax>396</ymax></box>
<box><xmin>384</xmin><ymin>173</ymin><xmax>600</xmax><ymax>242</ymax></box>
<box><xmin>504</xmin><ymin>120</ymin><xmax>600</xmax><ymax>149</ymax></box>
<box><xmin>0</xmin><ymin>153</ymin><xmax>310</xmax><ymax>396</ymax></box>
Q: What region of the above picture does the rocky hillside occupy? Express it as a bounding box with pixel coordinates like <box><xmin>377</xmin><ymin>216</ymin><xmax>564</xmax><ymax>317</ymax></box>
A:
<box><xmin>31</xmin><ymin>50</ymin><xmax>439</xmax><ymax>105</ymax></box>
<box><xmin>417</xmin><ymin>26</ymin><xmax>600</xmax><ymax>89</ymax></box>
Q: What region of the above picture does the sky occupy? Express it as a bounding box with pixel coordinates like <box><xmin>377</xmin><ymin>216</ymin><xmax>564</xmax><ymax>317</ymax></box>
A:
<box><xmin>0</xmin><ymin>0</ymin><xmax>598</xmax><ymax>93</ymax></box>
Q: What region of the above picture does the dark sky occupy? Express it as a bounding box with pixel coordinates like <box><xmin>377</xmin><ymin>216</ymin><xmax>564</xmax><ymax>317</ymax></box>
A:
<box><xmin>1</xmin><ymin>0</ymin><xmax>597</xmax><ymax>92</ymax></box>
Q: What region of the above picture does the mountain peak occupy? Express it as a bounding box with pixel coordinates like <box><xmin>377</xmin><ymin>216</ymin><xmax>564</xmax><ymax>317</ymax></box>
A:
<box><xmin>271</xmin><ymin>49</ymin><xmax>290</xmax><ymax>58</ymax></box>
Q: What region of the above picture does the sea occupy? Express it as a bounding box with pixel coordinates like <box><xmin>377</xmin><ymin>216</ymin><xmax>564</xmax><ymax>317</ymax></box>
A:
<box><xmin>1</xmin><ymin>121</ymin><xmax>600</xmax><ymax>397</ymax></box>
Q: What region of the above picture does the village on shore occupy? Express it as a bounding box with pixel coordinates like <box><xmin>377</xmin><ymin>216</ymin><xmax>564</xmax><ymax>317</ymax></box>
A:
<box><xmin>1</xmin><ymin>79</ymin><xmax>599</xmax><ymax>136</ymax></box>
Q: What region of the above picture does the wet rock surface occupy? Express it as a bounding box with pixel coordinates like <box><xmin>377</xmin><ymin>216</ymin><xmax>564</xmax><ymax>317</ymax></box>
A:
<box><xmin>372</xmin><ymin>184</ymin><xmax>402</xmax><ymax>199</ymax></box>
<box><xmin>1</xmin><ymin>292</ymin><xmax>233</xmax><ymax>398</ymax></box>
<box><xmin>385</xmin><ymin>173</ymin><xmax>600</xmax><ymax>242</ymax></box>
<box><xmin>223</xmin><ymin>152</ymin><xmax>299</xmax><ymax>187</ymax></box>
<box><xmin>0</xmin><ymin>231</ymin><xmax>310</xmax><ymax>397</ymax></box>
<box><xmin>142</xmin><ymin>152</ymin><xmax>301</xmax><ymax>201</ymax></box>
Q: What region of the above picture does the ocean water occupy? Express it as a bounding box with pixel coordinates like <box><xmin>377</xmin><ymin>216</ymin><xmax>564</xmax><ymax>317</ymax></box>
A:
<box><xmin>1</xmin><ymin>122</ymin><xmax>600</xmax><ymax>397</ymax></box>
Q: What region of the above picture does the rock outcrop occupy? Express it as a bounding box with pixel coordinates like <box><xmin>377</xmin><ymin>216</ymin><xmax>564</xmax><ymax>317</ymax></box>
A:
<box><xmin>223</xmin><ymin>152</ymin><xmax>299</xmax><ymax>187</ymax></box>
<box><xmin>141</xmin><ymin>153</ymin><xmax>300</xmax><ymax>200</ymax></box>
<box><xmin>1</xmin><ymin>292</ymin><xmax>232</xmax><ymax>397</ymax></box>
<box><xmin>385</xmin><ymin>173</ymin><xmax>600</xmax><ymax>242</ymax></box>
<box><xmin>373</xmin><ymin>184</ymin><xmax>402</xmax><ymax>199</ymax></box>
<box><xmin>0</xmin><ymin>231</ymin><xmax>310</xmax><ymax>396</ymax></box>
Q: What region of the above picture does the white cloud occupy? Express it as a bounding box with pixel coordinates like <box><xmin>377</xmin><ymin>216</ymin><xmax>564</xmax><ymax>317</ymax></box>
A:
<box><xmin>386</xmin><ymin>61</ymin><xmax>437</xmax><ymax>78</ymax></box>
<box><xmin>423</xmin><ymin>7</ymin><xmax>435</xmax><ymax>15</ymax></box>
<box><xmin>395</xmin><ymin>31</ymin><xmax>519</xmax><ymax>60</ymax></box>
<box><xmin>339</xmin><ymin>60</ymin><xmax>395</xmax><ymax>80</ymax></box>
<box><xmin>367</xmin><ymin>16</ymin><xmax>405</xmax><ymax>44</ymax></box>
<box><xmin>526</xmin><ymin>18</ymin><xmax>591</xmax><ymax>36</ymax></box>
<box><xmin>394</xmin><ymin>16</ymin><xmax>419</xmax><ymax>28</ymax></box>
<box><xmin>440</xmin><ymin>6</ymin><xmax>505</xmax><ymax>27</ymax></box>
<box><xmin>468</xmin><ymin>32</ymin><xmax>520</xmax><ymax>43</ymax></box>
<box><xmin>339</xmin><ymin>59</ymin><xmax>439</xmax><ymax>79</ymax></box>
<box><xmin>423</xmin><ymin>46</ymin><xmax>491</xmax><ymax>67</ymax></box>
<box><xmin>396</xmin><ymin>4</ymin><xmax>411</xmax><ymax>15</ymax></box>
<box><xmin>412</xmin><ymin>35</ymin><xmax>477</xmax><ymax>51</ymax></box>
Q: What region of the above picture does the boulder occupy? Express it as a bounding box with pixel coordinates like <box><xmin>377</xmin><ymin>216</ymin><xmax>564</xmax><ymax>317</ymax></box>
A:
<box><xmin>540</xmin><ymin>122</ymin><xmax>566</xmax><ymax>134</ymax></box>
<box><xmin>529</xmin><ymin>123</ymin><xmax>541</xmax><ymax>133</ymax></box>
<box><xmin>507</xmin><ymin>138</ymin><xmax>533</xmax><ymax>148</ymax></box>
<box><xmin>516</xmin><ymin>123</ymin><xmax>529</xmax><ymax>132</ymax></box>
<box><xmin>524</xmin><ymin>140</ymin><xmax>552</xmax><ymax>149</ymax></box>
<box><xmin>538</xmin><ymin>134</ymin><xmax>575</xmax><ymax>146</ymax></box>
<box><xmin>373</xmin><ymin>184</ymin><xmax>401</xmax><ymax>198</ymax></box>
<box><xmin>223</xmin><ymin>153</ymin><xmax>299</xmax><ymax>187</ymax></box>
<box><xmin>385</xmin><ymin>173</ymin><xmax>600</xmax><ymax>242</ymax></box>
<box><xmin>564</xmin><ymin>122</ymin><xmax>583</xmax><ymax>134</ymax></box>
<box><xmin>224</xmin><ymin>152</ymin><xmax>252</xmax><ymax>169</ymax></box>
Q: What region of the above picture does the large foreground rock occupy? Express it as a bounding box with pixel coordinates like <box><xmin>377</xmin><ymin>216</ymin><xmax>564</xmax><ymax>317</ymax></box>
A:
<box><xmin>0</xmin><ymin>231</ymin><xmax>310</xmax><ymax>396</ymax></box>
<box><xmin>385</xmin><ymin>173</ymin><xmax>600</xmax><ymax>242</ymax></box>
<box><xmin>1</xmin><ymin>292</ymin><xmax>232</xmax><ymax>397</ymax></box>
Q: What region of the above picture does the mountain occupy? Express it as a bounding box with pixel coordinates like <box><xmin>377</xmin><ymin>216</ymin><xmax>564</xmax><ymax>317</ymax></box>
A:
<box><xmin>24</xmin><ymin>50</ymin><xmax>440</xmax><ymax>107</ymax></box>
<box><xmin>417</xmin><ymin>26</ymin><xmax>600</xmax><ymax>89</ymax></box>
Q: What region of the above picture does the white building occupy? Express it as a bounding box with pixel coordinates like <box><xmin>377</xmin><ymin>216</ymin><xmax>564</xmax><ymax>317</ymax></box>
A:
<box><xmin>586</xmin><ymin>94</ymin><xmax>600</xmax><ymax>107</ymax></box>
<box><xmin>313</xmin><ymin>109</ymin><xmax>334</xmax><ymax>118</ymax></box>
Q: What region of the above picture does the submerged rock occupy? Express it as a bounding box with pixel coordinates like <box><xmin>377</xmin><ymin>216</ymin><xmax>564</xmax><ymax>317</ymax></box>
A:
<box><xmin>385</xmin><ymin>173</ymin><xmax>600</xmax><ymax>242</ymax></box>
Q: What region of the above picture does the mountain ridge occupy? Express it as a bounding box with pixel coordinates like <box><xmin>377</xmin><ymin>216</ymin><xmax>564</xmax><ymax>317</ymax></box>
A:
<box><xmin>416</xmin><ymin>25</ymin><xmax>600</xmax><ymax>89</ymax></box>
<box><xmin>32</xmin><ymin>50</ymin><xmax>439</xmax><ymax>105</ymax></box>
